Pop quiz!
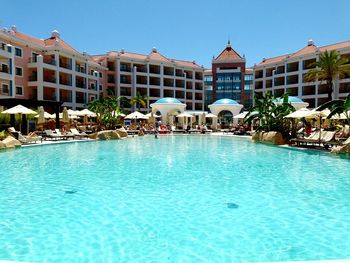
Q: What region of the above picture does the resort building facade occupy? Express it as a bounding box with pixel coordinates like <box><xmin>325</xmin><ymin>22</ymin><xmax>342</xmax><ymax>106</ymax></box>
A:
<box><xmin>253</xmin><ymin>40</ymin><xmax>350</xmax><ymax>108</ymax></box>
<box><xmin>93</xmin><ymin>48</ymin><xmax>205</xmax><ymax>112</ymax></box>
<box><xmin>204</xmin><ymin>42</ymin><xmax>253</xmax><ymax>110</ymax></box>
<box><xmin>0</xmin><ymin>26</ymin><xmax>107</xmax><ymax>110</ymax></box>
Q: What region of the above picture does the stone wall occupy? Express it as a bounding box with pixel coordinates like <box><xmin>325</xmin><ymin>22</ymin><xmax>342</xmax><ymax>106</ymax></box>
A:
<box><xmin>251</xmin><ymin>131</ymin><xmax>286</xmax><ymax>145</ymax></box>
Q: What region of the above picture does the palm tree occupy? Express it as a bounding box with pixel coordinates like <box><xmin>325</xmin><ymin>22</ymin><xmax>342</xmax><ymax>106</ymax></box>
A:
<box><xmin>304</xmin><ymin>50</ymin><xmax>350</xmax><ymax>101</ymax></box>
<box><xmin>317</xmin><ymin>93</ymin><xmax>350</xmax><ymax>126</ymax></box>
<box><xmin>244</xmin><ymin>92</ymin><xmax>295</xmax><ymax>137</ymax></box>
<box><xmin>130</xmin><ymin>92</ymin><xmax>149</xmax><ymax>111</ymax></box>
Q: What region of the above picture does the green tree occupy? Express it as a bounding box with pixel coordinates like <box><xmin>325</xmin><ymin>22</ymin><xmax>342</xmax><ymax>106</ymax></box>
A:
<box><xmin>130</xmin><ymin>92</ymin><xmax>148</xmax><ymax>111</ymax></box>
<box><xmin>304</xmin><ymin>50</ymin><xmax>350</xmax><ymax>101</ymax></box>
<box><xmin>244</xmin><ymin>92</ymin><xmax>295</xmax><ymax>137</ymax></box>
<box><xmin>88</xmin><ymin>96</ymin><xmax>127</xmax><ymax>130</ymax></box>
<box><xmin>317</xmin><ymin>92</ymin><xmax>350</xmax><ymax>126</ymax></box>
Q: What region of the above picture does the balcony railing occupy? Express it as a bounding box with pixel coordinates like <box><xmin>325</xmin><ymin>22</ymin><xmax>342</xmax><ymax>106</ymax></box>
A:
<box><xmin>59</xmin><ymin>79</ymin><xmax>72</xmax><ymax>86</ymax></box>
<box><xmin>43</xmin><ymin>58</ymin><xmax>56</xmax><ymax>66</ymax></box>
<box><xmin>28</xmin><ymin>75</ymin><xmax>38</xmax><ymax>81</ymax></box>
<box><xmin>44</xmin><ymin>76</ymin><xmax>56</xmax><ymax>83</ymax></box>
<box><xmin>76</xmin><ymin>82</ymin><xmax>86</xmax><ymax>89</ymax></box>
<box><xmin>0</xmin><ymin>66</ymin><xmax>10</xmax><ymax>74</ymax></box>
<box><xmin>76</xmin><ymin>65</ymin><xmax>86</xmax><ymax>73</ymax></box>
<box><xmin>59</xmin><ymin>61</ymin><xmax>72</xmax><ymax>70</ymax></box>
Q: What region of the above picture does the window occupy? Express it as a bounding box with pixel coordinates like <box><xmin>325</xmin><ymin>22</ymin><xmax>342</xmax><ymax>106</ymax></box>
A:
<box><xmin>1</xmin><ymin>43</ymin><xmax>5</xmax><ymax>50</ymax></box>
<box><xmin>16</xmin><ymin>86</ymin><xmax>23</xmax><ymax>95</ymax></box>
<box><xmin>15</xmin><ymin>67</ymin><xmax>23</xmax><ymax>76</ymax></box>
<box><xmin>2</xmin><ymin>84</ymin><xmax>9</xmax><ymax>94</ymax></box>
<box><xmin>99</xmin><ymin>72</ymin><xmax>103</xmax><ymax>78</ymax></box>
<box><xmin>99</xmin><ymin>84</ymin><xmax>103</xmax><ymax>90</ymax></box>
<box><xmin>15</xmin><ymin>47</ymin><xmax>22</xmax><ymax>57</ymax></box>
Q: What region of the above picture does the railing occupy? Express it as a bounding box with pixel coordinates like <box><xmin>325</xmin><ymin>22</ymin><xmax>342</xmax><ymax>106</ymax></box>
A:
<box><xmin>28</xmin><ymin>57</ymin><xmax>38</xmax><ymax>63</ymax></box>
<box><xmin>0</xmin><ymin>66</ymin><xmax>10</xmax><ymax>74</ymax></box>
<box><xmin>76</xmin><ymin>66</ymin><xmax>86</xmax><ymax>73</ymax></box>
<box><xmin>164</xmin><ymin>71</ymin><xmax>174</xmax><ymax>76</ymax></box>
<box><xmin>43</xmin><ymin>58</ymin><xmax>56</xmax><ymax>66</ymax></box>
<box><xmin>136</xmin><ymin>68</ymin><xmax>147</xmax><ymax>73</ymax></box>
<box><xmin>59</xmin><ymin>61</ymin><xmax>72</xmax><ymax>70</ymax></box>
<box><xmin>44</xmin><ymin>76</ymin><xmax>56</xmax><ymax>83</ymax></box>
<box><xmin>120</xmin><ymin>66</ymin><xmax>131</xmax><ymax>72</ymax></box>
<box><xmin>76</xmin><ymin>82</ymin><xmax>86</xmax><ymax>89</ymax></box>
<box><xmin>108</xmin><ymin>78</ymin><xmax>115</xmax><ymax>83</ymax></box>
<box><xmin>28</xmin><ymin>75</ymin><xmax>38</xmax><ymax>81</ymax></box>
<box><xmin>59</xmin><ymin>79</ymin><xmax>72</xmax><ymax>86</ymax></box>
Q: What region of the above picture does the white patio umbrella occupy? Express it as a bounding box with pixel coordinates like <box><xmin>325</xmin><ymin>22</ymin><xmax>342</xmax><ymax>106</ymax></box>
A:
<box><xmin>233</xmin><ymin>111</ymin><xmax>250</xmax><ymax>119</ymax></box>
<box><xmin>37</xmin><ymin>106</ymin><xmax>46</xmax><ymax>126</ymax></box>
<box><xmin>34</xmin><ymin>111</ymin><xmax>54</xmax><ymax>119</ymax></box>
<box><xmin>62</xmin><ymin>107</ymin><xmax>69</xmax><ymax>123</ymax></box>
<box><xmin>205</xmin><ymin>113</ymin><xmax>217</xmax><ymax>118</ymax></box>
<box><xmin>145</xmin><ymin>112</ymin><xmax>161</xmax><ymax>118</ymax></box>
<box><xmin>284</xmin><ymin>108</ymin><xmax>311</xmax><ymax>118</ymax></box>
<box><xmin>111</xmin><ymin>111</ymin><xmax>126</xmax><ymax>117</ymax></box>
<box><xmin>59</xmin><ymin>113</ymin><xmax>79</xmax><ymax>119</ymax></box>
<box><xmin>67</xmin><ymin>109</ymin><xmax>79</xmax><ymax>116</ymax></box>
<box><xmin>77</xmin><ymin>109</ymin><xmax>96</xmax><ymax>117</ymax></box>
<box><xmin>125</xmin><ymin>111</ymin><xmax>148</xmax><ymax>119</ymax></box>
<box><xmin>1</xmin><ymin>104</ymin><xmax>37</xmax><ymax>115</ymax></box>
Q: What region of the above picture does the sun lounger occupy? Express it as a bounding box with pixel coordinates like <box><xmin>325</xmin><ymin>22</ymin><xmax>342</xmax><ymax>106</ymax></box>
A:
<box><xmin>291</xmin><ymin>131</ymin><xmax>321</xmax><ymax>146</ymax></box>
<box><xmin>8</xmin><ymin>127</ymin><xmax>42</xmax><ymax>144</ymax></box>
<box><xmin>70</xmin><ymin>128</ymin><xmax>89</xmax><ymax>139</ymax></box>
<box><xmin>43</xmin><ymin>130</ymin><xmax>63</xmax><ymax>140</ymax></box>
<box><xmin>55</xmin><ymin>129</ymin><xmax>75</xmax><ymax>140</ymax></box>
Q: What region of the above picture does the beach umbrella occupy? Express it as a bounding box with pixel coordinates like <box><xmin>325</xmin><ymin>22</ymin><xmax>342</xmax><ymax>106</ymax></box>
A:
<box><xmin>284</xmin><ymin>108</ymin><xmax>311</xmax><ymax>118</ymax></box>
<box><xmin>37</xmin><ymin>106</ymin><xmax>45</xmax><ymax>126</ymax></box>
<box><xmin>233</xmin><ymin>111</ymin><xmax>250</xmax><ymax>119</ymax></box>
<box><xmin>205</xmin><ymin>113</ymin><xmax>217</xmax><ymax>118</ymax></box>
<box><xmin>145</xmin><ymin>112</ymin><xmax>161</xmax><ymax>118</ymax></box>
<box><xmin>177</xmin><ymin>112</ymin><xmax>193</xmax><ymax>118</ymax></box>
<box><xmin>1</xmin><ymin>105</ymin><xmax>37</xmax><ymax>133</ymax></box>
<box><xmin>34</xmin><ymin>111</ymin><xmax>54</xmax><ymax>119</ymax></box>
<box><xmin>62</xmin><ymin>107</ymin><xmax>69</xmax><ymax>123</ymax></box>
<box><xmin>1</xmin><ymin>104</ymin><xmax>37</xmax><ymax>115</ymax></box>
<box><xmin>125</xmin><ymin>111</ymin><xmax>148</xmax><ymax>119</ymax></box>
<box><xmin>77</xmin><ymin>109</ymin><xmax>96</xmax><ymax>117</ymax></box>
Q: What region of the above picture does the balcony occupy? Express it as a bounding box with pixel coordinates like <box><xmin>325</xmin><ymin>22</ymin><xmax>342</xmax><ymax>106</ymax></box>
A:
<box><xmin>59</xmin><ymin>60</ymin><xmax>72</xmax><ymax>70</ymax></box>
<box><xmin>76</xmin><ymin>81</ymin><xmax>86</xmax><ymax>89</ymax></box>
<box><xmin>59</xmin><ymin>79</ymin><xmax>72</xmax><ymax>86</ymax></box>
<box><xmin>0</xmin><ymin>65</ymin><xmax>10</xmax><ymax>74</ymax></box>
<box><xmin>43</xmin><ymin>58</ymin><xmax>56</xmax><ymax>66</ymax></box>
<box><xmin>76</xmin><ymin>65</ymin><xmax>86</xmax><ymax>73</ymax></box>
<box><xmin>120</xmin><ymin>64</ymin><xmax>131</xmax><ymax>72</ymax></box>
<box><xmin>28</xmin><ymin>75</ymin><xmax>38</xmax><ymax>82</ymax></box>
<box><xmin>89</xmin><ymin>83</ymin><xmax>96</xmax><ymax>90</ymax></box>
<box><xmin>43</xmin><ymin>76</ymin><xmax>56</xmax><ymax>83</ymax></box>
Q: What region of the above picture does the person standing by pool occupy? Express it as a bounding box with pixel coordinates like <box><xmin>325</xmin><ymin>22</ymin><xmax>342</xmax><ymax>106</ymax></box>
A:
<box><xmin>154</xmin><ymin>121</ymin><xmax>160</xmax><ymax>138</ymax></box>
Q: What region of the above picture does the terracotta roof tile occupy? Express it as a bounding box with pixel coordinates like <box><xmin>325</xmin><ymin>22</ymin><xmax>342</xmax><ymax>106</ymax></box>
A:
<box><xmin>214</xmin><ymin>45</ymin><xmax>243</xmax><ymax>61</ymax></box>
<box><xmin>256</xmin><ymin>40</ymin><xmax>350</xmax><ymax>66</ymax></box>
<box><xmin>102</xmin><ymin>50</ymin><xmax>202</xmax><ymax>69</ymax></box>
<box><xmin>14</xmin><ymin>31</ymin><xmax>79</xmax><ymax>53</ymax></box>
<box><xmin>148</xmin><ymin>51</ymin><xmax>170</xmax><ymax>62</ymax></box>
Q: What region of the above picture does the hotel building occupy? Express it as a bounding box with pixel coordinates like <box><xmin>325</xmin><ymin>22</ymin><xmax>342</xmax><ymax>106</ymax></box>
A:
<box><xmin>0</xmin><ymin>26</ymin><xmax>107</xmax><ymax>110</ymax></box>
<box><xmin>93</xmin><ymin>48</ymin><xmax>205</xmax><ymax>112</ymax></box>
<box><xmin>204</xmin><ymin>42</ymin><xmax>253</xmax><ymax>110</ymax></box>
<box><xmin>253</xmin><ymin>40</ymin><xmax>350</xmax><ymax>108</ymax></box>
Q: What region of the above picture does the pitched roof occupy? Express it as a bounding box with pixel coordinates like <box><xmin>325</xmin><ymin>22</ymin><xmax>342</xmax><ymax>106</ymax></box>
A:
<box><xmin>13</xmin><ymin>31</ymin><xmax>78</xmax><ymax>53</ymax></box>
<box><xmin>256</xmin><ymin>40</ymin><xmax>350</xmax><ymax>66</ymax></box>
<box><xmin>100</xmin><ymin>49</ymin><xmax>202</xmax><ymax>69</ymax></box>
<box><xmin>214</xmin><ymin>42</ymin><xmax>243</xmax><ymax>62</ymax></box>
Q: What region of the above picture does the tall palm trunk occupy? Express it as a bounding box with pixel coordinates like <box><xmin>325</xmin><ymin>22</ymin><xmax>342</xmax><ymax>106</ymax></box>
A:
<box><xmin>327</xmin><ymin>79</ymin><xmax>333</xmax><ymax>101</ymax></box>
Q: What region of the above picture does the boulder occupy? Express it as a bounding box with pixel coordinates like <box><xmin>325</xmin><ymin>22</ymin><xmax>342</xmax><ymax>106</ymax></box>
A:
<box><xmin>252</xmin><ymin>131</ymin><xmax>286</xmax><ymax>145</ymax></box>
<box><xmin>0</xmin><ymin>141</ymin><xmax>6</xmax><ymax>149</ymax></box>
<box><xmin>89</xmin><ymin>132</ymin><xmax>98</xmax><ymax>140</ymax></box>
<box><xmin>331</xmin><ymin>143</ymin><xmax>350</xmax><ymax>154</ymax></box>
<box><xmin>115</xmin><ymin>128</ymin><xmax>128</xmax><ymax>138</ymax></box>
<box><xmin>2</xmin><ymin>136</ymin><xmax>21</xmax><ymax>148</ymax></box>
<box><xmin>95</xmin><ymin>130</ymin><xmax>121</xmax><ymax>140</ymax></box>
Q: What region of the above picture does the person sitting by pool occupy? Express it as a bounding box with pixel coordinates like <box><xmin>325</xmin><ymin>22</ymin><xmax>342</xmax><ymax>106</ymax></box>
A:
<box><xmin>305</xmin><ymin>121</ymin><xmax>312</xmax><ymax>137</ymax></box>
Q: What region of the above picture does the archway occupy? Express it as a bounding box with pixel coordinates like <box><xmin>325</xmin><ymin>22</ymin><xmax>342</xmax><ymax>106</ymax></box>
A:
<box><xmin>218</xmin><ymin>110</ymin><xmax>233</xmax><ymax>128</ymax></box>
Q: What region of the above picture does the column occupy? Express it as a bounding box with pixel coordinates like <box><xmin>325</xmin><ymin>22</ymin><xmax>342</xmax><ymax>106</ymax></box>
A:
<box><xmin>54</xmin><ymin>53</ymin><xmax>60</xmax><ymax>102</ymax></box>
<box><xmin>37</xmin><ymin>55</ymin><xmax>44</xmax><ymax>100</ymax></box>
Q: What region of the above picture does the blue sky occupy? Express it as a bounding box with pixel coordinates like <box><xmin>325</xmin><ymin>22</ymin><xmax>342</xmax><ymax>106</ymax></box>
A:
<box><xmin>2</xmin><ymin>0</ymin><xmax>349</xmax><ymax>68</ymax></box>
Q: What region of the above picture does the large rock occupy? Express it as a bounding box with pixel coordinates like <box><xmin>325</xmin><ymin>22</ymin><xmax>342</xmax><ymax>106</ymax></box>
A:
<box><xmin>1</xmin><ymin>136</ymin><xmax>21</xmax><ymax>148</ymax></box>
<box><xmin>0</xmin><ymin>141</ymin><xmax>6</xmax><ymax>149</ymax></box>
<box><xmin>95</xmin><ymin>130</ymin><xmax>121</xmax><ymax>140</ymax></box>
<box><xmin>115</xmin><ymin>128</ymin><xmax>128</xmax><ymax>138</ymax></box>
<box><xmin>252</xmin><ymin>131</ymin><xmax>286</xmax><ymax>145</ymax></box>
<box><xmin>331</xmin><ymin>143</ymin><xmax>350</xmax><ymax>154</ymax></box>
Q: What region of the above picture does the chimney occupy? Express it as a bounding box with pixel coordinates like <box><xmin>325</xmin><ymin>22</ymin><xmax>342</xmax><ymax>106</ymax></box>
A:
<box><xmin>151</xmin><ymin>47</ymin><xmax>157</xmax><ymax>53</ymax></box>
<box><xmin>121</xmin><ymin>48</ymin><xmax>125</xmax><ymax>54</ymax></box>
<box><xmin>307</xmin><ymin>39</ymin><xmax>315</xmax><ymax>46</ymax></box>
<box><xmin>51</xmin><ymin>30</ymin><xmax>60</xmax><ymax>38</ymax></box>
<box><xmin>11</xmin><ymin>25</ymin><xmax>17</xmax><ymax>33</ymax></box>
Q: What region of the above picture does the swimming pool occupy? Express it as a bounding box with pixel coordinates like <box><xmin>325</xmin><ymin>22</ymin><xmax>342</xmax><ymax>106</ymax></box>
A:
<box><xmin>1</xmin><ymin>136</ymin><xmax>350</xmax><ymax>262</ymax></box>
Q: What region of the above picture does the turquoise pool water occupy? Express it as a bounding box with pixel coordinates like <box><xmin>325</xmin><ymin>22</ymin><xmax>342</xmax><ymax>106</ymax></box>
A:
<box><xmin>1</xmin><ymin>136</ymin><xmax>350</xmax><ymax>262</ymax></box>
